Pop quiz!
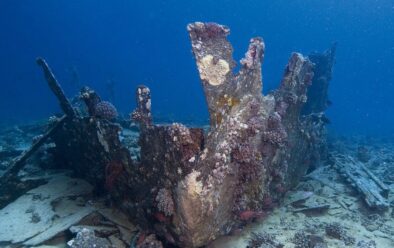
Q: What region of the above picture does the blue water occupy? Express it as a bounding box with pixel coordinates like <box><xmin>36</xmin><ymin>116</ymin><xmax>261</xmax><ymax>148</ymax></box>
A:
<box><xmin>1</xmin><ymin>0</ymin><xmax>393</xmax><ymax>136</ymax></box>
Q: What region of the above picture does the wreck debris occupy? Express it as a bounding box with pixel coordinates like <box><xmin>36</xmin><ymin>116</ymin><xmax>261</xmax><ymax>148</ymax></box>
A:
<box><xmin>132</xmin><ymin>85</ymin><xmax>152</xmax><ymax>126</ymax></box>
<box><xmin>79</xmin><ymin>86</ymin><xmax>118</xmax><ymax>120</ymax></box>
<box><xmin>36</xmin><ymin>58</ymin><xmax>77</xmax><ymax>118</ymax></box>
<box><xmin>0</xmin><ymin>172</ymin><xmax>141</xmax><ymax>247</ymax></box>
<box><xmin>302</xmin><ymin>43</ymin><xmax>336</xmax><ymax>115</ymax></box>
<box><xmin>0</xmin><ymin>22</ymin><xmax>336</xmax><ymax>248</ymax></box>
<box><xmin>35</xmin><ymin>60</ymin><xmax>132</xmax><ymax>189</ymax></box>
<box><xmin>107</xmin><ymin>22</ymin><xmax>335</xmax><ymax>247</ymax></box>
<box><xmin>333</xmin><ymin>153</ymin><xmax>390</xmax><ymax>209</ymax></box>
<box><xmin>0</xmin><ymin>116</ymin><xmax>66</xmax><ymax>181</ymax></box>
<box><xmin>291</xmin><ymin>204</ymin><xmax>330</xmax><ymax>214</ymax></box>
<box><xmin>0</xmin><ymin>174</ymin><xmax>94</xmax><ymax>246</ymax></box>
<box><xmin>6</xmin><ymin>18</ymin><xmax>394</xmax><ymax>248</ymax></box>
<box><xmin>0</xmin><ymin>56</ymin><xmax>129</xmax><ymax>213</ymax></box>
<box><xmin>0</xmin><ymin>115</ymin><xmax>67</xmax><ymax>209</ymax></box>
<box><xmin>210</xmin><ymin>135</ymin><xmax>394</xmax><ymax>247</ymax></box>
<box><xmin>284</xmin><ymin>191</ymin><xmax>314</xmax><ymax>206</ymax></box>
<box><xmin>80</xmin><ymin>86</ymin><xmax>102</xmax><ymax>116</ymax></box>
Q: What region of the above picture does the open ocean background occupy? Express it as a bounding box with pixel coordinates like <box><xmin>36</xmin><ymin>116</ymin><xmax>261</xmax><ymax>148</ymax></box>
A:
<box><xmin>0</xmin><ymin>0</ymin><xmax>393</xmax><ymax>136</ymax></box>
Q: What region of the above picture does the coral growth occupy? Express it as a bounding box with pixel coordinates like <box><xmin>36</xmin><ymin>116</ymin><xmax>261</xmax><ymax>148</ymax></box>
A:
<box><xmin>107</xmin><ymin>22</ymin><xmax>334</xmax><ymax>247</ymax></box>
<box><xmin>293</xmin><ymin>231</ymin><xmax>327</xmax><ymax>248</ymax></box>
<box><xmin>325</xmin><ymin>222</ymin><xmax>355</xmax><ymax>246</ymax></box>
<box><xmin>155</xmin><ymin>188</ymin><xmax>175</xmax><ymax>217</ymax></box>
<box><xmin>34</xmin><ymin>22</ymin><xmax>334</xmax><ymax>248</ymax></box>
<box><xmin>93</xmin><ymin>101</ymin><xmax>118</xmax><ymax>120</ymax></box>
<box><xmin>247</xmin><ymin>232</ymin><xmax>283</xmax><ymax>248</ymax></box>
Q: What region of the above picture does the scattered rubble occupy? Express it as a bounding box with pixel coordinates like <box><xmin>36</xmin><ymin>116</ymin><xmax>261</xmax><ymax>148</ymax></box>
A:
<box><xmin>247</xmin><ymin>232</ymin><xmax>283</xmax><ymax>248</ymax></box>
<box><xmin>293</xmin><ymin>231</ymin><xmax>327</xmax><ymax>248</ymax></box>
<box><xmin>325</xmin><ymin>222</ymin><xmax>355</xmax><ymax>246</ymax></box>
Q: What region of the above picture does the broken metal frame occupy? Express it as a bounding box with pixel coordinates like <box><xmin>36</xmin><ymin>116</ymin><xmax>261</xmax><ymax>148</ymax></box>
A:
<box><xmin>333</xmin><ymin>152</ymin><xmax>390</xmax><ymax>210</ymax></box>
<box><xmin>0</xmin><ymin>57</ymin><xmax>76</xmax><ymax>186</ymax></box>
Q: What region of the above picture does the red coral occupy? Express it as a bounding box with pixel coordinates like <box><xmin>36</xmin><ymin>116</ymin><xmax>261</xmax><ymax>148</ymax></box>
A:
<box><xmin>105</xmin><ymin>160</ymin><xmax>124</xmax><ymax>191</ymax></box>
<box><xmin>204</xmin><ymin>22</ymin><xmax>227</xmax><ymax>38</ymax></box>
<box><xmin>190</xmin><ymin>22</ymin><xmax>229</xmax><ymax>40</ymax></box>
<box><xmin>153</xmin><ymin>212</ymin><xmax>170</xmax><ymax>223</ymax></box>
<box><xmin>238</xmin><ymin>210</ymin><xmax>266</xmax><ymax>222</ymax></box>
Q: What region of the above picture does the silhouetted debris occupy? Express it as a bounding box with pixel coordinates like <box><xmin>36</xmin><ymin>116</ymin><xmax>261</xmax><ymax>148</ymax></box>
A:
<box><xmin>302</xmin><ymin>43</ymin><xmax>336</xmax><ymax>115</ymax></box>
<box><xmin>36</xmin><ymin>57</ymin><xmax>77</xmax><ymax>118</ymax></box>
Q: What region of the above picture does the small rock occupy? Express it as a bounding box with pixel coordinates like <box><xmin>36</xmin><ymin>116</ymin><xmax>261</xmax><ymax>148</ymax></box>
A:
<box><xmin>136</xmin><ymin>234</ymin><xmax>163</xmax><ymax>248</ymax></box>
<box><xmin>357</xmin><ymin>240</ymin><xmax>377</xmax><ymax>248</ymax></box>
<box><xmin>67</xmin><ymin>228</ymin><xmax>111</xmax><ymax>248</ymax></box>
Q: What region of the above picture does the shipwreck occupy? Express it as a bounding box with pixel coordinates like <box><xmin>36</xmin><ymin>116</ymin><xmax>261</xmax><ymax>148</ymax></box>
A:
<box><xmin>0</xmin><ymin>22</ymin><xmax>339</xmax><ymax>247</ymax></box>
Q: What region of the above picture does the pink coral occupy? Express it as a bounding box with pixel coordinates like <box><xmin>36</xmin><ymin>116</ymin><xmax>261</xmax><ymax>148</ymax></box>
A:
<box><xmin>155</xmin><ymin>188</ymin><xmax>175</xmax><ymax>217</ymax></box>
